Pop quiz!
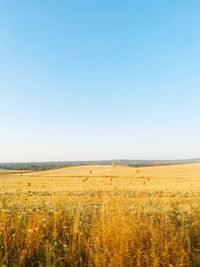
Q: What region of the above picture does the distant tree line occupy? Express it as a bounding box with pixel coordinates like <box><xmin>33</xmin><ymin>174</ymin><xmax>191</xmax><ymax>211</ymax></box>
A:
<box><xmin>0</xmin><ymin>158</ymin><xmax>199</xmax><ymax>171</ymax></box>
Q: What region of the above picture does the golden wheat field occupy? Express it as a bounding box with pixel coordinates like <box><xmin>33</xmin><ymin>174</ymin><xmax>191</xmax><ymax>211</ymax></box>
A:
<box><xmin>0</xmin><ymin>164</ymin><xmax>200</xmax><ymax>266</ymax></box>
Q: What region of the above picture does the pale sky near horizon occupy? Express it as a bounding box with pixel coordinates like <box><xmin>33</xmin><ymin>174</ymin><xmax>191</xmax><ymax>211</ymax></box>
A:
<box><xmin>0</xmin><ymin>1</ymin><xmax>200</xmax><ymax>162</ymax></box>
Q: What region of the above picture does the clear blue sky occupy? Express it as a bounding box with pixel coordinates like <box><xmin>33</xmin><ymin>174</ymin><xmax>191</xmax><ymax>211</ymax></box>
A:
<box><xmin>1</xmin><ymin>1</ymin><xmax>200</xmax><ymax>162</ymax></box>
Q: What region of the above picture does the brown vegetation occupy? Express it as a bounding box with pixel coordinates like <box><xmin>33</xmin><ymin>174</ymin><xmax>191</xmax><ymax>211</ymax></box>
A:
<box><xmin>0</xmin><ymin>164</ymin><xmax>200</xmax><ymax>266</ymax></box>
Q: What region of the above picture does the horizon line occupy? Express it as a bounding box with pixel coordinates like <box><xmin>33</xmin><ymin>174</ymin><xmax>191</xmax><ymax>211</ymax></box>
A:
<box><xmin>0</xmin><ymin>157</ymin><xmax>200</xmax><ymax>164</ymax></box>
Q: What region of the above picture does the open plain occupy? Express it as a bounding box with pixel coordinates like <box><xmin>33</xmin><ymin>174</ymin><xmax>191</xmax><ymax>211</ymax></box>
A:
<box><xmin>0</xmin><ymin>164</ymin><xmax>200</xmax><ymax>266</ymax></box>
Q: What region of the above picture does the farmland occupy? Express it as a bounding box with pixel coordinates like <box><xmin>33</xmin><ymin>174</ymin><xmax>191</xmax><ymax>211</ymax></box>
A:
<box><xmin>0</xmin><ymin>164</ymin><xmax>200</xmax><ymax>266</ymax></box>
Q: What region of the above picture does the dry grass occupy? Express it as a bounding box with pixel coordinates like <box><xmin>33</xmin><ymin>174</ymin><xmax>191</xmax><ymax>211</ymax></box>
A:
<box><xmin>2</xmin><ymin>163</ymin><xmax>200</xmax><ymax>192</ymax></box>
<box><xmin>0</xmin><ymin>164</ymin><xmax>200</xmax><ymax>266</ymax></box>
